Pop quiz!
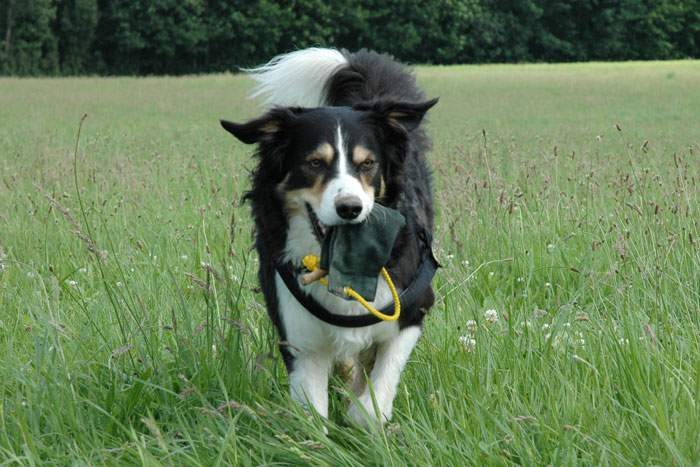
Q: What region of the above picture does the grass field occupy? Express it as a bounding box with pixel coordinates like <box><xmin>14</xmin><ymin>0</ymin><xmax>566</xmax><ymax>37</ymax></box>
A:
<box><xmin>1</xmin><ymin>60</ymin><xmax>700</xmax><ymax>465</ymax></box>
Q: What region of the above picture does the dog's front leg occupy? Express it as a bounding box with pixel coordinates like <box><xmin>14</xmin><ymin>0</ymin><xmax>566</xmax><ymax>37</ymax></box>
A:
<box><xmin>349</xmin><ymin>325</ymin><xmax>421</xmax><ymax>426</ymax></box>
<box><xmin>289</xmin><ymin>352</ymin><xmax>333</xmax><ymax>418</ymax></box>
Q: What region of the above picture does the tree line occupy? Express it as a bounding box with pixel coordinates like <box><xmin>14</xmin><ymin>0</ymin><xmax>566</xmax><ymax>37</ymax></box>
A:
<box><xmin>1</xmin><ymin>0</ymin><xmax>698</xmax><ymax>76</ymax></box>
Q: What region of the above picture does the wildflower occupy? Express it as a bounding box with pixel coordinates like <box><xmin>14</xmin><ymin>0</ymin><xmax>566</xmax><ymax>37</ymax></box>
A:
<box><xmin>78</xmin><ymin>267</ymin><xmax>87</xmax><ymax>273</ymax></box>
<box><xmin>26</xmin><ymin>272</ymin><xmax>35</xmax><ymax>278</ymax></box>
<box><xmin>489</xmin><ymin>272</ymin><xmax>495</xmax><ymax>278</ymax></box>
<box><xmin>545</xmin><ymin>282</ymin><xmax>552</xmax><ymax>288</ymax></box>
<box><xmin>517</xmin><ymin>277</ymin><xmax>524</xmax><ymax>283</ymax></box>
<box><xmin>618</xmin><ymin>338</ymin><xmax>629</xmax><ymax>345</ymax></box>
<box><xmin>428</xmin><ymin>392</ymin><xmax>439</xmax><ymax>409</ymax></box>
<box><xmin>181</xmin><ymin>255</ymin><xmax>188</xmax><ymax>261</ymax></box>
<box><xmin>466</xmin><ymin>319</ymin><xmax>477</xmax><ymax>334</ymax></box>
<box><xmin>116</xmin><ymin>281</ymin><xmax>123</xmax><ymax>287</ymax></box>
<box><xmin>547</xmin><ymin>243</ymin><xmax>555</xmax><ymax>252</ymax></box>
<box><xmin>484</xmin><ymin>309</ymin><xmax>498</xmax><ymax>324</ymax></box>
<box><xmin>542</xmin><ymin>323</ymin><xmax>550</xmax><ymax>331</ymax></box>
<box><xmin>461</xmin><ymin>259</ymin><xmax>470</xmax><ymax>267</ymax></box>
<box><xmin>459</xmin><ymin>335</ymin><xmax>476</xmax><ymax>352</ymax></box>
<box><xmin>67</xmin><ymin>280</ymin><xmax>78</xmax><ymax>288</ymax></box>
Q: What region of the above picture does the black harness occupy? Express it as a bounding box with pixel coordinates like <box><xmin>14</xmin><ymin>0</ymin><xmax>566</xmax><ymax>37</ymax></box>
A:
<box><xmin>275</xmin><ymin>228</ymin><xmax>439</xmax><ymax>328</ymax></box>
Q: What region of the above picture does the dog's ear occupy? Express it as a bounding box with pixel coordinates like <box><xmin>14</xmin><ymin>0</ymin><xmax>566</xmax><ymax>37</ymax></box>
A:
<box><xmin>356</xmin><ymin>98</ymin><xmax>439</xmax><ymax>134</ymax></box>
<box><xmin>220</xmin><ymin>107</ymin><xmax>303</xmax><ymax>144</ymax></box>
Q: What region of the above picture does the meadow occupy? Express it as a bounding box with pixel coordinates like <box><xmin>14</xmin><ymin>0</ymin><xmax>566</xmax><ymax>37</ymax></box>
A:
<box><xmin>1</xmin><ymin>60</ymin><xmax>699</xmax><ymax>465</ymax></box>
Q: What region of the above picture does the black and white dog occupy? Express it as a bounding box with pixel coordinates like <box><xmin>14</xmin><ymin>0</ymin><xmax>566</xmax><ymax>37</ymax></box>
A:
<box><xmin>221</xmin><ymin>48</ymin><xmax>438</xmax><ymax>426</ymax></box>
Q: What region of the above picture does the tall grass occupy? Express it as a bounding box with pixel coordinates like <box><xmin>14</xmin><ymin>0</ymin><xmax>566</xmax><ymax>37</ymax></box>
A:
<box><xmin>1</xmin><ymin>61</ymin><xmax>699</xmax><ymax>465</ymax></box>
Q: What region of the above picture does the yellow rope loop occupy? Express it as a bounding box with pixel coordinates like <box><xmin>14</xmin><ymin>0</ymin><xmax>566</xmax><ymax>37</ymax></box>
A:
<box><xmin>302</xmin><ymin>255</ymin><xmax>320</xmax><ymax>270</ymax></box>
<box><xmin>302</xmin><ymin>255</ymin><xmax>400</xmax><ymax>321</ymax></box>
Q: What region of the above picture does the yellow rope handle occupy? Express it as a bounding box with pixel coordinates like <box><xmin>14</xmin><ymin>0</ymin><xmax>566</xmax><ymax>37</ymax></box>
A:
<box><xmin>302</xmin><ymin>255</ymin><xmax>400</xmax><ymax>321</ymax></box>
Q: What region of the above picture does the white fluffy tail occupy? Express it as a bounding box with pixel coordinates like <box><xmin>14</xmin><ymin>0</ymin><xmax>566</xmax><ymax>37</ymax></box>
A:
<box><xmin>246</xmin><ymin>48</ymin><xmax>348</xmax><ymax>108</ymax></box>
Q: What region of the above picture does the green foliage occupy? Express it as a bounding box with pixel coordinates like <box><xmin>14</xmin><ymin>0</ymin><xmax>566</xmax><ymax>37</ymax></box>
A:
<box><xmin>0</xmin><ymin>0</ymin><xmax>58</xmax><ymax>75</ymax></box>
<box><xmin>0</xmin><ymin>0</ymin><xmax>699</xmax><ymax>75</ymax></box>
<box><xmin>56</xmin><ymin>0</ymin><xmax>98</xmax><ymax>75</ymax></box>
<box><xmin>93</xmin><ymin>0</ymin><xmax>207</xmax><ymax>75</ymax></box>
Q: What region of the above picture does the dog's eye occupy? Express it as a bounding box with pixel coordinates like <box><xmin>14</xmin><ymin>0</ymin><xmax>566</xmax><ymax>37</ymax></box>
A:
<box><xmin>308</xmin><ymin>159</ymin><xmax>322</xmax><ymax>168</ymax></box>
<box><xmin>360</xmin><ymin>160</ymin><xmax>376</xmax><ymax>171</ymax></box>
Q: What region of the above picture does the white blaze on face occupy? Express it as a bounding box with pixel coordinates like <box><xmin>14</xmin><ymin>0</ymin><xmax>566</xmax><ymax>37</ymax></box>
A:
<box><xmin>317</xmin><ymin>124</ymin><xmax>374</xmax><ymax>226</ymax></box>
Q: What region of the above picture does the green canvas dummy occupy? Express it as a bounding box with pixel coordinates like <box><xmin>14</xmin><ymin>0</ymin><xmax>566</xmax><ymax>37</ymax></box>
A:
<box><xmin>320</xmin><ymin>204</ymin><xmax>406</xmax><ymax>301</ymax></box>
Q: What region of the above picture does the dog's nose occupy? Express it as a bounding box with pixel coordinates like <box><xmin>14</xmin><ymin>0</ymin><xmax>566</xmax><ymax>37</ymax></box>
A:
<box><xmin>335</xmin><ymin>196</ymin><xmax>363</xmax><ymax>220</ymax></box>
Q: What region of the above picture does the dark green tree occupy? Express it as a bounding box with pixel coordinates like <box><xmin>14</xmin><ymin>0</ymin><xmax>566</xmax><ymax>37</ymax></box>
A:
<box><xmin>0</xmin><ymin>0</ymin><xmax>58</xmax><ymax>75</ymax></box>
<box><xmin>94</xmin><ymin>0</ymin><xmax>206</xmax><ymax>75</ymax></box>
<box><xmin>55</xmin><ymin>0</ymin><xmax>98</xmax><ymax>74</ymax></box>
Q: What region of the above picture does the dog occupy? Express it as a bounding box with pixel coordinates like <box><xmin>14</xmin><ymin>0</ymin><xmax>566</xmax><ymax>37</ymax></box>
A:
<box><xmin>220</xmin><ymin>48</ymin><xmax>438</xmax><ymax>426</ymax></box>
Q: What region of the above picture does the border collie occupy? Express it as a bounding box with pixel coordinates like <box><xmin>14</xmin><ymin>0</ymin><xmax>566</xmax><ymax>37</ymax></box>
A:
<box><xmin>220</xmin><ymin>48</ymin><xmax>438</xmax><ymax>426</ymax></box>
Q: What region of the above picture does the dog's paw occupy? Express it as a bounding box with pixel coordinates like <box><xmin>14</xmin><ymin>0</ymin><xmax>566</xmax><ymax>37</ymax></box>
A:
<box><xmin>348</xmin><ymin>396</ymin><xmax>389</xmax><ymax>429</ymax></box>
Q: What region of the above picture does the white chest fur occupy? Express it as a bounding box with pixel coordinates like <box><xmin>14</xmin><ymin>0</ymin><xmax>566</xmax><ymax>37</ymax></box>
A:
<box><xmin>276</xmin><ymin>213</ymin><xmax>399</xmax><ymax>360</ymax></box>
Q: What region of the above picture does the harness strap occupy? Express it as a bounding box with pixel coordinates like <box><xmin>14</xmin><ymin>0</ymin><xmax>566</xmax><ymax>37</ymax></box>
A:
<box><xmin>275</xmin><ymin>230</ymin><xmax>439</xmax><ymax>328</ymax></box>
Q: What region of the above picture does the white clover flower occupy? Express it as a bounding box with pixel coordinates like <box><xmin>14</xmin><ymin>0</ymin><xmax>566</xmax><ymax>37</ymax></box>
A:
<box><xmin>489</xmin><ymin>272</ymin><xmax>495</xmax><ymax>278</ymax></box>
<box><xmin>517</xmin><ymin>277</ymin><xmax>525</xmax><ymax>283</ymax></box>
<box><xmin>116</xmin><ymin>281</ymin><xmax>123</xmax><ymax>287</ymax></box>
<box><xmin>542</xmin><ymin>323</ymin><xmax>550</xmax><ymax>331</ymax></box>
<box><xmin>79</xmin><ymin>267</ymin><xmax>87</xmax><ymax>273</ymax></box>
<box><xmin>26</xmin><ymin>272</ymin><xmax>35</xmax><ymax>278</ymax></box>
<box><xmin>466</xmin><ymin>320</ymin><xmax>477</xmax><ymax>334</ymax></box>
<box><xmin>459</xmin><ymin>335</ymin><xmax>476</xmax><ymax>352</ymax></box>
<box><xmin>181</xmin><ymin>255</ymin><xmax>188</xmax><ymax>260</ymax></box>
<box><xmin>484</xmin><ymin>309</ymin><xmax>498</xmax><ymax>324</ymax></box>
<box><xmin>67</xmin><ymin>280</ymin><xmax>78</xmax><ymax>288</ymax></box>
<box><xmin>547</xmin><ymin>243</ymin><xmax>555</xmax><ymax>252</ymax></box>
<box><xmin>461</xmin><ymin>259</ymin><xmax>470</xmax><ymax>267</ymax></box>
<box><xmin>545</xmin><ymin>282</ymin><xmax>552</xmax><ymax>288</ymax></box>
<box><xmin>618</xmin><ymin>338</ymin><xmax>629</xmax><ymax>345</ymax></box>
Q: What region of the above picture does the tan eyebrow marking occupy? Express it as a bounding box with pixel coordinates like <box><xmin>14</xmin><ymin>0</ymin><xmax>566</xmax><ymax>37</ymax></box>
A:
<box><xmin>306</xmin><ymin>142</ymin><xmax>334</xmax><ymax>165</ymax></box>
<box><xmin>352</xmin><ymin>145</ymin><xmax>373</xmax><ymax>165</ymax></box>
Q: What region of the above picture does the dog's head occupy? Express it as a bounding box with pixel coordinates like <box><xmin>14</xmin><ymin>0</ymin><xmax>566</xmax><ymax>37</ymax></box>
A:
<box><xmin>221</xmin><ymin>99</ymin><xmax>437</xmax><ymax>227</ymax></box>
